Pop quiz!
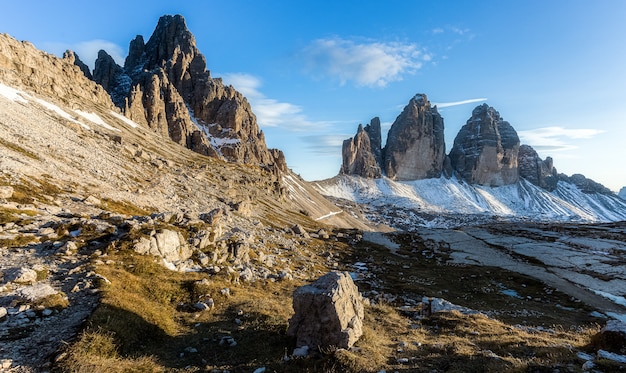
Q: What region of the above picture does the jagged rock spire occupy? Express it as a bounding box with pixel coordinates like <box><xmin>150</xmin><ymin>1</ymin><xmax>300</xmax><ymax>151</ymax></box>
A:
<box><xmin>82</xmin><ymin>14</ymin><xmax>286</xmax><ymax>173</ymax></box>
<box><xmin>449</xmin><ymin>104</ymin><xmax>520</xmax><ymax>186</ymax></box>
<box><xmin>383</xmin><ymin>94</ymin><xmax>446</xmax><ymax>180</ymax></box>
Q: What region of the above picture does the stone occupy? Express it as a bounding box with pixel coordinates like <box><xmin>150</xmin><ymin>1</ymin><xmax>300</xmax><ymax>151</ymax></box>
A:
<box><xmin>218</xmin><ymin>336</ymin><xmax>237</xmax><ymax>347</ymax></box>
<box><xmin>291</xmin><ymin>224</ymin><xmax>309</xmax><ymax>238</ymax></box>
<box><xmin>292</xmin><ymin>345</ymin><xmax>309</xmax><ymax>357</ymax></box>
<box><xmin>340</xmin><ymin>121</ymin><xmax>382</xmax><ymax>178</ymax></box>
<box><xmin>518</xmin><ymin>144</ymin><xmax>558</xmax><ymax>191</ymax></box>
<box><xmin>0</xmin><ymin>307</ymin><xmax>7</xmax><ymax>320</ymax></box>
<box><xmin>0</xmin><ymin>185</ymin><xmax>14</xmax><ymax>199</ymax></box>
<box><xmin>449</xmin><ymin>104</ymin><xmax>520</xmax><ymax>186</ymax></box>
<box><xmin>5</xmin><ymin>267</ymin><xmax>38</xmax><ymax>284</ymax></box>
<box><xmin>594</xmin><ymin>319</ymin><xmax>626</xmax><ymax>352</ymax></box>
<box><xmin>133</xmin><ymin>229</ymin><xmax>193</xmax><ymax>263</ymax></box>
<box><xmin>287</xmin><ymin>271</ymin><xmax>364</xmax><ymax>349</ymax></box>
<box><xmin>194</xmin><ymin>302</ymin><xmax>211</xmax><ymax>311</ymax></box>
<box><xmin>383</xmin><ymin>94</ymin><xmax>446</xmax><ymax>180</ymax></box>
<box><xmin>83</xmin><ymin>195</ymin><xmax>101</xmax><ymax>205</ymax></box>
<box><xmin>17</xmin><ymin>283</ymin><xmax>59</xmax><ymax>303</ymax></box>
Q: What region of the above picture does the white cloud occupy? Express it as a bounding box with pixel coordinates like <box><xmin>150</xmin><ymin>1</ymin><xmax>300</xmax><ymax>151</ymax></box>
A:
<box><xmin>41</xmin><ymin>40</ymin><xmax>125</xmax><ymax>70</ymax></box>
<box><xmin>433</xmin><ymin>98</ymin><xmax>488</xmax><ymax>108</ymax></box>
<box><xmin>221</xmin><ymin>73</ymin><xmax>330</xmax><ymax>131</ymax></box>
<box><xmin>518</xmin><ymin>126</ymin><xmax>605</xmax><ymax>152</ymax></box>
<box><xmin>301</xmin><ymin>37</ymin><xmax>431</xmax><ymax>87</ymax></box>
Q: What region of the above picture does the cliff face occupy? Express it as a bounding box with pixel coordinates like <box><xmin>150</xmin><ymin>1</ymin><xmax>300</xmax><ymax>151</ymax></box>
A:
<box><xmin>448</xmin><ymin>104</ymin><xmax>520</xmax><ymax>186</ymax></box>
<box><xmin>518</xmin><ymin>144</ymin><xmax>558</xmax><ymax>191</ymax></box>
<box><xmin>383</xmin><ymin>94</ymin><xmax>446</xmax><ymax>181</ymax></box>
<box><xmin>84</xmin><ymin>15</ymin><xmax>285</xmax><ymax>172</ymax></box>
<box><xmin>340</xmin><ymin>123</ymin><xmax>382</xmax><ymax>178</ymax></box>
<box><xmin>0</xmin><ymin>34</ymin><xmax>115</xmax><ymax>110</ymax></box>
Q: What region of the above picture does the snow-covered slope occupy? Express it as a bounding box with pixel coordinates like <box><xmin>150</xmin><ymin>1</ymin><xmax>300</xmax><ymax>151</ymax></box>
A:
<box><xmin>314</xmin><ymin>175</ymin><xmax>626</xmax><ymax>227</ymax></box>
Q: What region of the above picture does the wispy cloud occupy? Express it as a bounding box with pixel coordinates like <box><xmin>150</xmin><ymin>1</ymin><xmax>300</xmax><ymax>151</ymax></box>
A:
<box><xmin>41</xmin><ymin>40</ymin><xmax>125</xmax><ymax>70</ymax></box>
<box><xmin>221</xmin><ymin>73</ymin><xmax>330</xmax><ymax>131</ymax></box>
<box><xmin>433</xmin><ymin>98</ymin><xmax>488</xmax><ymax>108</ymax></box>
<box><xmin>300</xmin><ymin>134</ymin><xmax>351</xmax><ymax>156</ymax></box>
<box><xmin>300</xmin><ymin>37</ymin><xmax>431</xmax><ymax>87</ymax></box>
<box><xmin>518</xmin><ymin>127</ymin><xmax>605</xmax><ymax>152</ymax></box>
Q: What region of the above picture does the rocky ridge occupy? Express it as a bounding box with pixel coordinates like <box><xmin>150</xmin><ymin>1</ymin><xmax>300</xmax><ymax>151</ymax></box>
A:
<box><xmin>340</xmin><ymin>95</ymin><xmax>616</xmax><ymax>197</ymax></box>
<box><xmin>85</xmin><ymin>15</ymin><xmax>286</xmax><ymax>173</ymax></box>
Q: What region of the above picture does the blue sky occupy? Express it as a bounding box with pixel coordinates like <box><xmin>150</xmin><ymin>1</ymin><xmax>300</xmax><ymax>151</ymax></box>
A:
<box><xmin>2</xmin><ymin>1</ymin><xmax>626</xmax><ymax>190</ymax></box>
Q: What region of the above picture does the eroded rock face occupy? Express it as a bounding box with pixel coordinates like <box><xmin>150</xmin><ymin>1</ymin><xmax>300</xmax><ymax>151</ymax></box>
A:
<box><xmin>558</xmin><ymin>173</ymin><xmax>613</xmax><ymax>195</ymax></box>
<box><xmin>340</xmin><ymin>123</ymin><xmax>382</xmax><ymax>178</ymax></box>
<box><xmin>449</xmin><ymin>104</ymin><xmax>520</xmax><ymax>186</ymax></box>
<box><xmin>518</xmin><ymin>144</ymin><xmax>558</xmax><ymax>191</ymax></box>
<box><xmin>0</xmin><ymin>34</ymin><xmax>115</xmax><ymax>110</ymax></box>
<box><xmin>287</xmin><ymin>271</ymin><xmax>364</xmax><ymax>349</ymax></box>
<box><xmin>63</xmin><ymin>50</ymin><xmax>92</xmax><ymax>80</ymax></box>
<box><xmin>83</xmin><ymin>15</ymin><xmax>284</xmax><ymax>172</ymax></box>
<box><xmin>383</xmin><ymin>94</ymin><xmax>446</xmax><ymax>180</ymax></box>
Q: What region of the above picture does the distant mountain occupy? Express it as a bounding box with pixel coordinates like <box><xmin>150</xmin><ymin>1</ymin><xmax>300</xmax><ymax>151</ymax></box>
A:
<box><xmin>334</xmin><ymin>93</ymin><xmax>625</xmax><ymax>224</ymax></box>
<box><xmin>619</xmin><ymin>187</ymin><xmax>626</xmax><ymax>200</ymax></box>
<box><xmin>315</xmin><ymin>175</ymin><xmax>626</xmax><ymax>228</ymax></box>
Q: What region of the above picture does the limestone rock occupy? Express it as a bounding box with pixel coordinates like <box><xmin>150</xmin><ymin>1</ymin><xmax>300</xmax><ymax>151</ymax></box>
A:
<box><xmin>93</xmin><ymin>50</ymin><xmax>131</xmax><ymax>108</ymax></box>
<box><xmin>0</xmin><ymin>34</ymin><xmax>115</xmax><ymax>111</ymax></box>
<box><xmin>365</xmin><ymin>117</ymin><xmax>383</xmax><ymax>166</ymax></box>
<box><xmin>17</xmin><ymin>283</ymin><xmax>59</xmax><ymax>303</ymax></box>
<box><xmin>133</xmin><ymin>229</ymin><xmax>192</xmax><ymax>263</ymax></box>
<box><xmin>0</xmin><ymin>185</ymin><xmax>13</xmax><ymax>199</ymax></box>
<box><xmin>518</xmin><ymin>144</ymin><xmax>558</xmax><ymax>191</ymax></box>
<box><xmin>4</xmin><ymin>267</ymin><xmax>37</xmax><ymax>284</ymax></box>
<box><xmin>92</xmin><ymin>14</ymin><xmax>284</xmax><ymax>173</ymax></box>
<box><xmin>383</xmin><ymin>94</ymin><xmax>446</xmax><ymax>180</ymax></box>
<box><xmin>449</xmin><ymin>104</ymin><xmax>520</xmax><ymax>186</ymax></box>
<box><xmin>340</xmin><ymin>123</ymin><xmax>382</xmax><ymax>178</ymax></box>
<box><xmin>287</xmin><ymin>271</ymin><xmax>364</xmax><ymax>349</ymax></box>
<box><xmin>63</xmin><ymin>50</ymin><xmax>92</xmax><ymax>79</ymax></box>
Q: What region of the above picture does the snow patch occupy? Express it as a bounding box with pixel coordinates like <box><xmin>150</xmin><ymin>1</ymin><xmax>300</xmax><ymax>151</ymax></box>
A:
<box><xmin>0</xmin><ymin>82</ymin><xmax>28</xmax><ymax>103</ymax></box>
<box><xmin>109</xmin><ymin>110</ymin><xmax>139</xmax><ymax>128</ymax></box>
<box><xmin>32</xmin><ymin>98</ymin><xmax>90</xmax><ymax>129</ymax></box>
<box><xmin>74</xmin><ymin>110</ymin><xmax>119</xmax><ymax>132</ymax></box>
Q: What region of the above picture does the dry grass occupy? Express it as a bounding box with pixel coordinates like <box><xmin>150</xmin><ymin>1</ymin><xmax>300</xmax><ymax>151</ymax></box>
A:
<box><xmin>56</xmin><ymin>230</ymin><xmax>604</xmax><ymax>372</ymax></box>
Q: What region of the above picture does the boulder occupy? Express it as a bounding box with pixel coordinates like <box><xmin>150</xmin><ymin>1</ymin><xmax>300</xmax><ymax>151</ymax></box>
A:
<box><xmin>383</xmin><ymin>94</ymin><xmax>446</xmax><ymax>180</ymax></box>
<box><xmin>0</xmin><ymin>185</ymin><xmax>14</xmax><ymax>199</ymax></box>
<box><xmin>133</xmin><ymin>229</ymin><xmax>192</xmax><ymax>263</ymax></box>
<box><xmin>287</xmin><ymin>271</ymin><xmax>364</xmax><ymax>349</ymax></box>
<box><xmin>449</xmin><ymin>104</ymin><xmax>520</xmax><ymax>186</ymax></box>
<box><xmin>17</xmin><ymin>283</ymin><xmax>59</xmax><ymax>303</ymax></box>
<box><xmin>593</xmin><ymin>320</ymin><xmax>626</xmax><ymax>353</ymax></box>
<box><xmin>4</xmin><ymin>267</ymin><xmax>37</xmax><ymax>284</ymax></box>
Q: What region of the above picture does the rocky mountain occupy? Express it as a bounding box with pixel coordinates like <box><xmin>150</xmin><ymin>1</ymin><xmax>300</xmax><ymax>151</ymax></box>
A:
<box><xmin>383</xmin><ymin>94</ymin><xmax>447</xmax><ymax>180</ymax></box>
<box><xmin>340</xmin><ymin>122</ymin><xmax>382</xmax><ymax>178</ymax></box>
<box><xmin>82</xmin><ymin>15</ymin><xmax>286</xmax><ymax>172</ymax></box>
<box><xmin>2</xmin><ymin>22</ymin><xmax>626</xmax><ymax>373</ymax></box>
<box><xmin>518</xmin><ymin>144</ymin><xmax>558</xmax><ymax>191</ymax></box>
<box><xmin>619</xmin><ymin>187</ymin><xmax>626</xmax><ymax>200</ymax></box>
<box><xmin>448</xmin><ymin>104</ymin><xmax>520</xmax><ymax>186</ymax></box>
<box><xmin>334</xmin><ymin>95</ymin><xmax>624</xmax><ymax>222</ymax></box>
